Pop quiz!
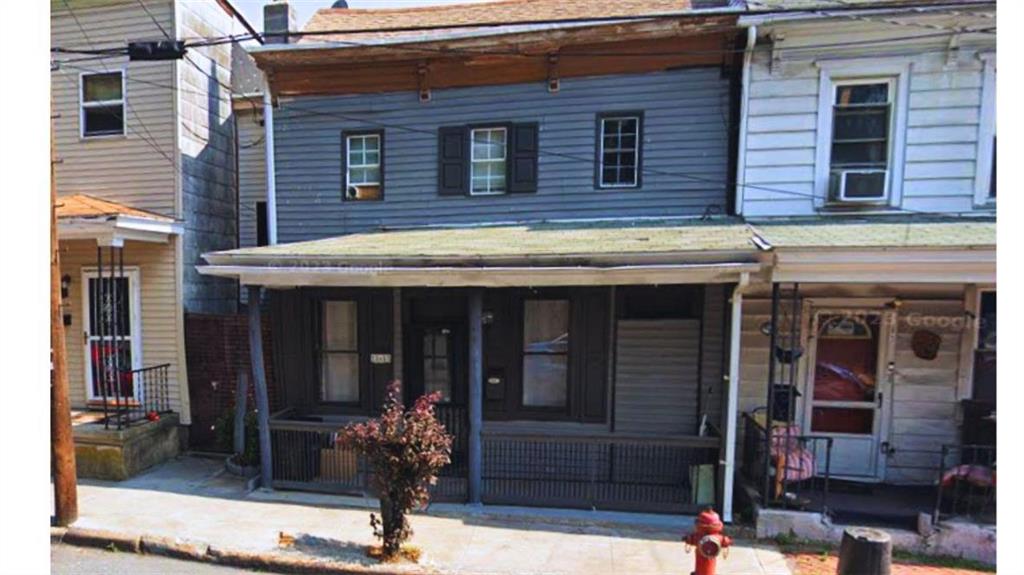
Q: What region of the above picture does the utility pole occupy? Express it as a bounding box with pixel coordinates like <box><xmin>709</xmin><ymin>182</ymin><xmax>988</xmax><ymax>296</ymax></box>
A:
<box><xmin>51</xmin><ymin>92</ymin><xmax>78</xmax><ymax>526</ymax></box>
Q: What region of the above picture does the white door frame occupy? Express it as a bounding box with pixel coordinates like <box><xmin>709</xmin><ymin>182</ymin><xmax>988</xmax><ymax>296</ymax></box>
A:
<box><xmin>81</xmin><ymin>267</ymin><xmax>143</xmax><ymax>401</ymax></box>
<box><xmin>800</xmin><ymin>298</ymin><xmax>896</xmax><ymax>482</ymax></box>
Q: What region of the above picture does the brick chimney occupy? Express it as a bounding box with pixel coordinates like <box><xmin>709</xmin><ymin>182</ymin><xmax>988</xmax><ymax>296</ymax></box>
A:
<box><xmin>264</xmin><ymin>1</ymin><xmax>296</xmax><ymax>45</ymax></box>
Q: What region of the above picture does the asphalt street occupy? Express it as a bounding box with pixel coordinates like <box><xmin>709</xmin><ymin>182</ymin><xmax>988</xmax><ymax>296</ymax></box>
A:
<box><xmin>51</xmin><ymin>544</ymin><xmax>265</xmax><ymax>574</ymax></box>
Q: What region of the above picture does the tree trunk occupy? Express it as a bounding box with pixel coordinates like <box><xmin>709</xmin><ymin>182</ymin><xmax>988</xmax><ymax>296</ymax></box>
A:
<box><xmin>379</xmin><ymin>492</ymin><xmax>405</xmax><ymax>558</ymax></box>
<box><xmin>837</xmin><ymin>527</ymin><xmax>892</xmax><ymax>575</ymax></box>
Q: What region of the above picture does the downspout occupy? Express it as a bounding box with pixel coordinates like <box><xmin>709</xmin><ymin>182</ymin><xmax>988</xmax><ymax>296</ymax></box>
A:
<box><xmin>722</xmin><ymin>271</ymin><xmax>751</xmax><ymax>523</ymax></box>
<box><xmin>735</xmin><ymin>26</ymin><xmax>756</xmax><ymax>217</ymax></box>
<box><xmin>262</xmin><ymin>75</ymin><xmax>278</xmax><ymax>245</ymax></box>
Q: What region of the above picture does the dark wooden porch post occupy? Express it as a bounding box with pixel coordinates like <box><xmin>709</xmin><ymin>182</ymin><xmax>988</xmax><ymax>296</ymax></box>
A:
<box><xmin>248</xmin><ymin>286</ymin><xmax>273</xmax><ymax>490</ymax></box>
<box><xmin>468</xmin><ymin>290</ymin><xmax>483</xmax><ymax>504</ymax></box>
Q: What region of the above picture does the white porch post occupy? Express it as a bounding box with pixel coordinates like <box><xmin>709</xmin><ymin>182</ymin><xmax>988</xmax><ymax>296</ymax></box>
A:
<box><xmin>722</xmin><ymin>272</ymin><xmax>750</xmax><ymax>523</ymax></box>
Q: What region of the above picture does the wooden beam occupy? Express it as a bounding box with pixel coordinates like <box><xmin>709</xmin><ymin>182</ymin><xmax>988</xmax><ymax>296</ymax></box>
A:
<box><xmin>467</xmin><ymin>290</ymin><xmax>483</xmax><ymax>504</ymax></box>
<box><xmin>234</xmin><ymin>371</ymin><xmax>249</xmax><ymax>457</ymax></box>
<box><xmin>267</xmin><ymin>33</ymin><xmax>734</xmax><ymax>97</ymax></box>
<box><xmin>247</xmin><ymin>286</ymin><xmax>274</xmax><ymax>490</ymax></box>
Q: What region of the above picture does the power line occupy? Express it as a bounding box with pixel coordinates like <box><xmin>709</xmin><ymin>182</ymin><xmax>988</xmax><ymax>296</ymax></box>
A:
<box><xmin>58</xmin><ymin>0</ymin><xmax>176</xmax><ymax>169</ymax></box>
<box><xmin>134</xmin><ymin>0</ymin><xmax>172</xmax><ymax>42</ymax></box>
<box><xmin>51</xmin><ymin>0</ymin><xmax>996</xmax><ymax>55</ymax></box>
<box><xmin>57</xmin><ymin>48</ymin><xmax>990</xmax><ymax>222</ymax></box>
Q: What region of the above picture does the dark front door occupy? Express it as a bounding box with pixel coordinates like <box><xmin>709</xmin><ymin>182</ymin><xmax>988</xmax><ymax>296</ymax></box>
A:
<box><xmin>405</xmin><ymin>323</ymin><xmax>466</xmax><ymax>406</ymax></box>
<box><xmin>405</xmin><ymin>322</ymin><xmax>468</xmax><ymax>500</ymax></box>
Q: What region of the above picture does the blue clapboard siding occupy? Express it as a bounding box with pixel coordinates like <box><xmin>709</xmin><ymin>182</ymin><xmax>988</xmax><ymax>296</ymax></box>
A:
<box><xmin>271</xmin><ymin>67</ymin><xmax>731</xmax><ymax>242</ymax></box>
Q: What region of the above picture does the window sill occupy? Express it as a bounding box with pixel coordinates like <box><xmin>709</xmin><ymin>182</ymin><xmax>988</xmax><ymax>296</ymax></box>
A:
<box><xmin>80</xmin><ymin>132</ymin><xmax>127</xmax><ymax>142</ymax></box>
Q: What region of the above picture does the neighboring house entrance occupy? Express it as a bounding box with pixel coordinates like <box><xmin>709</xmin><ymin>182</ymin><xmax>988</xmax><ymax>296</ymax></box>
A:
<box><xmin>82</xmin><ymin>267</ymin><xmax>142</xmax><ymax>402</ymax></box>
<box><xmin>803</xmin><ymin>307</ymin><xmax>894</xmax><ymax>481</ymax></box>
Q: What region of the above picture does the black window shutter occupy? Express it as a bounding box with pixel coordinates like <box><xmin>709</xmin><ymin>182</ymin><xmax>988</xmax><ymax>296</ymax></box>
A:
<box><xmin>508</xmin><ymin>123</ymin><xmax>538</xmax><ymax>193</ymax></box>
<box><xmin>438</xmin><ymin>126</ymin><xmax>468</xmax><ymax>195</ymax></box>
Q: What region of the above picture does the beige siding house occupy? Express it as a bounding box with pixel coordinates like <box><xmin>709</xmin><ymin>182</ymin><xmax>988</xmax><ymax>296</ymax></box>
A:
<box><xmin>51</xmin><ymin>0</ymin><xmax>250</xmax><ymax>446</ymax></box>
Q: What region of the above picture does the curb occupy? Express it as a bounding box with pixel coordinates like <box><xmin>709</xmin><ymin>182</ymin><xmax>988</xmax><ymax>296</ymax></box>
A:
<box><xmin>52</xmin><ymin>526</ymin><xmax>417</xmax><ymax>575</ymax></box>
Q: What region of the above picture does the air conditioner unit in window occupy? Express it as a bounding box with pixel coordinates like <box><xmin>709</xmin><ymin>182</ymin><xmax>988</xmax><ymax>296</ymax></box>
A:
<box><xmin>829</xmin><ymin>169</ymin><xmax>889</xmax><ymax>203</ymax></box>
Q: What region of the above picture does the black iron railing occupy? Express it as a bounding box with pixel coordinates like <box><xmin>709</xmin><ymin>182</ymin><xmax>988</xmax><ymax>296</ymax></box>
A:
<box><xmin>99</xmin><ymin>363</ymin><xmax>172</xmax><ymax>430</ymax></box>
<box><xmin>742</xmin><ymin>412</ymin><xmax>832</xmax><ymax>515</ymax></box>
<box><xmin>934</xmin><ymin>444</ymin><xmax>996</xmax><ymax>525</ymax></box>
<box><xmin>481</xmin><ymin>432</ymin><xmax>720</xmax><ymax>513</ymax></box>
<box><xmin>268</xmin><ymin>404</ymin><xmax>469</xmax><ymax>501</ymax></box>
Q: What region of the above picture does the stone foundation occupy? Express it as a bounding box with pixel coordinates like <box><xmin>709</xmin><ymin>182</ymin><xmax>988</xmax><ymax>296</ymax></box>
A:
<box><xmin>73</xmin><ymin>413</ymin><xmax>182</xmax><ymax>481</ymax></box>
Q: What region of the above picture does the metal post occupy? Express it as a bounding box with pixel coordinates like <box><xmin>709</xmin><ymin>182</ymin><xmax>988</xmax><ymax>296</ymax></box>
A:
<box><xmin>467</xmin><ymin>290</ymin><xmax>483</xmax><ymax>504</ymax></box>
<box><xmin>763</xmin><ymin>282</ymin><xmax>780</xmax><ymax>507</ymax></box>
<box><xmin>98</xmin><ymin>246</ymin><xmax>109</xmax><ymax>429</ymax></box>
<box><xmin>247</xmin><ymin>286</ymin><xmax>273</xmax><ymax>490</ymax></box>
<box><xmin>722</xmin><ymin>273</ymin><xmax>749</xmax><ymax>523</ymax></box>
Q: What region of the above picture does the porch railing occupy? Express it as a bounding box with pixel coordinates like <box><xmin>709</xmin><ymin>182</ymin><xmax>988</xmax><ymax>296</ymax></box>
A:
<box><xmin>481</xmin><ymin>431</ymin><xmax>720</xmax><ymax>513</ymax></box>
<box><xmin>100</xmin><ymin>363</ymin><xmax>172</xmax><ymax>430</ymax></box>
<box><xmin>268</xmin><ymin>405</ymin><xmax>468</xmax><ymax>502</ymax></box>
<box><xmin>934</xmin><ymin>444</ymin><xmax>996</xmax><ymax>525</ymax></box>
<box><xmin>742</xmin><ymin>412</ymin><xmax>833</xmax><ymax>515</ymax></box>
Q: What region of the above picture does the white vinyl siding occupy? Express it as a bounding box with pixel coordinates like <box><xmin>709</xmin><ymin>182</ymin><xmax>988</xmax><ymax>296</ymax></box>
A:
<box><xmin>737</xmin><ymin>13</ymin><xmax>995</xmax><ymax>217</ymax></box>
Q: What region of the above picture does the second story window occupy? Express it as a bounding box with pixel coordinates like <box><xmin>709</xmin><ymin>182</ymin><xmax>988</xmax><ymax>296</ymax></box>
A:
<box><xmin>470</xmin><ymin>127</ymin><xmax>507</xmax><ymax>195</ymax></box>
<box><xmin>344</xmin><ymin>131</ymin><xmax>383</xmax><ymax>201</ymax></box>
<box><xmin>828</xmin><ymin>80</ymin><xmax>892</xmax><ymax>203</ymax></box>
<box><xmin>598</xmin><ymin>113</ymin><xmax>641</xmax><ymax>188</ymax></box>
<box><xmin>80</xmin><ymin>71</ymin><xmax>125</xmax><ymax>138</ymax></box>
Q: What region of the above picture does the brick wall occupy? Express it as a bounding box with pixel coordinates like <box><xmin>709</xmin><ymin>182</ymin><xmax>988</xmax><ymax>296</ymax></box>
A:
<box><xmin>184</xmin><ymin>311</ymin><xmax>282</xmax><ymax>451</ymax></box>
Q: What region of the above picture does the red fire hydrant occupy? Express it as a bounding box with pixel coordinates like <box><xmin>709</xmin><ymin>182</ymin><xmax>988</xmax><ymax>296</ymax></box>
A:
<box><xmin>682</xmin><ymin>508</ymin><xmax>732</xmax><ymax>575</ymax></box>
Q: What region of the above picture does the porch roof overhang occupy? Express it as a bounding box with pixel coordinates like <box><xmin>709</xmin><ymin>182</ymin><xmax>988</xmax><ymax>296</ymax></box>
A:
<box><xmin>57</xmin><ymin>194</ymin><xmax>182</xmax><ymax>246</ymax></box>
<box><xmin>751</xmin><ymin>219</ymin><xmax>996</xmax><ymax>284</ymax></box>
<box><xmin>198</xmin><ymin>219</ymin><xmax>764</xmax><ymax>288</ymax></box>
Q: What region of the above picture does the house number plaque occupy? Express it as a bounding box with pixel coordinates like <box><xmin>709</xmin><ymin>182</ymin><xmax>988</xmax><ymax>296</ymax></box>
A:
<box><xmin>370</xmin><ymin>353</ymin><xmax>392</xmax><ymax>365</ymax></box>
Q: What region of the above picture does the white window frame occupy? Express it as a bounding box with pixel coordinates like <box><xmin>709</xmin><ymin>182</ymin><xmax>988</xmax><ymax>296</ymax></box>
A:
<box><xmin>814</xmin><ymin>59</ymin><xmax>910</xmax><ymax>210</ymax></box>
<box><xmin>345</xmin><ymin>133</ymin><xmax>382</xmax><ymax>199</ymax></box>
<box><xmin>469</xmin><ymin>127</ymin><xmax>507</xmax><ymax>196</ymax></box>
<box><xmin>81</xmin><ymin>267</ymin><xmax>143</xmax><ymax>401</ymax></box>
<box><xmin>598</xmin><ymin>115</ymin><xmax>641</xmax><ymax>189</ymax></box>
<box><xmin>79</xmin><ymin>69</ymin><xmax>127</xmax><ymax>139</ymax></box>
<box><xmin>974</xmin><ymin>53</ymin><xmax>996</xmax><ymax>207</ymax></box>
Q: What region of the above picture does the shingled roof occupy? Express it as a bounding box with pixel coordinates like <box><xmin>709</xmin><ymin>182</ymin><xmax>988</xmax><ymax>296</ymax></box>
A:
<box><xmin>299</xmin><ymin>0</ymin><xmax>736</xmax><ymax>44</ymax></box>
<box><xmin>56</xmin><ymin>194</ymin><xmax>174</xmax><ymax>222</ymax></box>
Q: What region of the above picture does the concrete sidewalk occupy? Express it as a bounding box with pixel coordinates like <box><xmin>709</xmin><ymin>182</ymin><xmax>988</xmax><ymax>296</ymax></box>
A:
<box><xmin>63</xmin><ymin>456</ymin><xmax>792</xmax><ymax>575</ymax></box>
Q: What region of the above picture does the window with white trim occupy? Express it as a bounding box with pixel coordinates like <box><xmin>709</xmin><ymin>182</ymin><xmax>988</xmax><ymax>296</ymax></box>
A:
<box><xmin>599</xmin><ymin>115</ymin><xmax>641</xmax><ymax>188</ymax></box>
<box><xmin>470</xmin><ymin>127</ymin><xmax>507</xmax><ymax>195</ymax></box>
<box><xmin>344</xmin><ymin>133</ymin><xmax>382</xmax><ymax>201</ymax></box>
<box><xmin>320</xmin><ymin>301</ymin><xmax>360</xmax><ymax>403</ymax></box>
<box><xmin>81</xmin><ymin>71</ymin><xmax>125</xmax><ymax>138</ymax></box>
<box><xmin>828</xmin><ymin>79</ymin><xmax>893</xmax><ymax>202</ymax></box>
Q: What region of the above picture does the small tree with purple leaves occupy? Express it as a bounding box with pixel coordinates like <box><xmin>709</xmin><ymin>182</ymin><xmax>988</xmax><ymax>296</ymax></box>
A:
<box><xmin>337</xmin><ymin>380</ymin><xmax>452</xmax><ymax>560</ymax></box>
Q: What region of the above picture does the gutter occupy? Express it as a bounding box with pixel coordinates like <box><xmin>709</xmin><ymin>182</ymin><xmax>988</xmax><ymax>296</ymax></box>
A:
<box><xmin>722</xmin><ymin>271</ymin><xmax>751</xmax><ymax>524</ymax></box>
<box><xmin>735</xmin><ymin>25</ymin><xmax>756</xmax><ymax>217</ymax></box>
<box><xmin>262</xmin><ymin>75</ymin><xmax>278</xmax><ymax>245</ymax></box>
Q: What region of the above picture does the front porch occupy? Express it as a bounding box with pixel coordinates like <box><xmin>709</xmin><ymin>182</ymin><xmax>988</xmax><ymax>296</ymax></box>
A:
<box><xmin>57</xmin><ymin>194</ymin><xmax>185</xmax><ymax>477</ymax></box>
<box><xmin>198</xmin><ymin>219</ymin><xmax>762</xmax><ymax>517</ymax></box>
